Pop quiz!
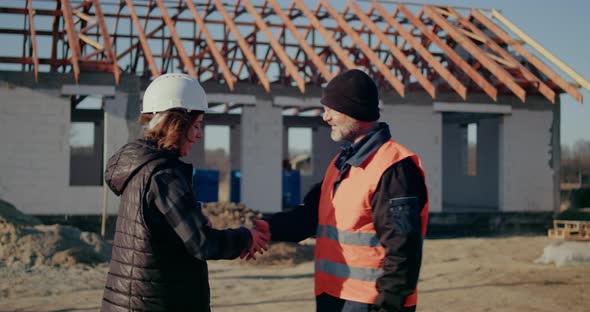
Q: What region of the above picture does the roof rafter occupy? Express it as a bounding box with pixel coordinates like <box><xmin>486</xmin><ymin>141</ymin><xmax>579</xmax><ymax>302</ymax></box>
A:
<box><xmin>26</xmin><ymin>0</ymin><xmax>39</xmax><ymax>81</ymax></box>
<box><xmin>242</xmin><ymin>0</ymin><xmax>305</xmax><ymax>93</ymax></box>
<box><xmin>267</xmin><ymin>0</ymin><xmax>332</xmax><ymax>81</ymax></box>
<box><xmin>125</xmin><ymin>0</ymin><xmax>159</xmax><ymax>78</ymax></box>
<box><xmin>398</xmin><ymin>4</ymin><xmax>498</xmax><ymax>101</ymax></box>
<box><xmin>446</xmin><ymin>7</ymin><xmax>554</xmax><ymax>103</ymax></box>
<box><xmin>186</xmin><ymin>0</ymin><xmax>235</xmax><ymax>90</ymax></box>
<box><xmin>350</xmin><ymin>1</ymin><xmax>434</xmax><ymax>98</ymax></box>
<box><xmin>60</xmin><ymin>0</ymin><xmax>81</xmax><ymax>82</ymax></box>
<box><xmin>92</xmin><ymin>0</ymin><xmax>119</xmax><ymax>84</ymax></box>
<box><xmin>321</xmin><ymin>0</ymin><xmax>405</xmax><ymax>96</ymax></box>
<box><xmin>214</xmin><ymin>0</ymin><xmax>270</xmax><ymax>91</ymax></box>
<box><xmin>373</xmin><ymin>2</ymin><xmax>466</xmax><ymax>100</ymax></box>
<box><xmin>294</xmin><ymin>0</ymin><xmax>355</xmax><ymax>70</ymax></box>
<box><xmin>155</xmin><ymin>0</ymin><xmax>197</xmax><ymax>77</ymax></box>
<box><xmin>471</xmin><ymin>9</ymin><xmax>583</xmax><ymax>103</ymax></box>
<box><xmin>491</xmin><ymin>9</ymin><xmax>590</xmax><ymax>92</ymax></box>
<box><xmin>424</xmin><ymin>5</ymin><xmax>526</xmax><ymax>102</ymax></box>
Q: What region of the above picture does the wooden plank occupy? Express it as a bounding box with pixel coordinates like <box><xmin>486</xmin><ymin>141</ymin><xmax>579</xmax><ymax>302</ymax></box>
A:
<box><xmin>492</xmin><ymin>9</ymin><xmax>590</xmax><ymax>93</ymax></box>
<box><xmin>320</xmin><ymin>0</ymin><xmax>405</xmax><ymax>96</ymax></box>
<box><xmin>242</xmin><ymin>0</ymin><xmax>305</xmax><ymax>93</ymax></box>
<box><xmin>186</xmin><ymin>0</ymin><xmax>234</xmax><ymax>90</ymax></box>
<box><xmin>60</xmin><ymin>0</ymin><xmax>80</xmax><ymax>82</ymax></box>
<box><xmin>155</xmin><ymin>0</ymin><xmax>197</xmax><ymax>77</ymax></box>
<box><xmin>91</xmin><ymin>0</ymin><xmax>120</xmax><ymax>84</ymax></box>
<box><xmin>214</xmin><ymin>0</ymin><xmax>270</xmax><ymax>92</ymax></box>
<box><xmin>350</xmin><ymin>1</ymin><xmax>433</xmax><ymax>97</ymax></box>
<box><xmin>78</xmin><ymin>33</ymin><xmax>103</xmax><ymax>50</ymax></box>
<box><xmin>424</xmin><ymin>5</ymin><xmax>526</xmax><ymax>102</ymax></box>
<box><xmin>73</xmin><ymin>10</ymin><xmax>96</xmax><ymax>24</ymax></box>
<box><xmin>125</xmin><ymin>0</ymin><xmax>159</xmax><ymax>78</ymax></box>
<box><xmin>459</xmin><ymin>28</ymin><xmax>486</xmax><ymax>43</ymax></box>
<box><xmin>398</xmin><ymin>4</ymin><xmax>497</xmax><ymax>101</ymax></box>
<box><xmin>27</xmin><ymin>0</ymin><xmax>39</xmax><ymax>81</ymax></box>
<box><xmin>472</xmin><ymin>9</ymin><xmax>583</xmax><ymax>104</ymax></box>
<box><xmin>294</xmin><ymin>0</ymin><xmax>356</xmax><ymax>70</ymax></box>
<box><xmin>448</xmin><ymin>7</ymin><xmax>555</xmax><ymax>103</ymax></box>
<box><xmin>373</xmin><ymin>2</ymin><xmax>467</xmax><ymax>100</ymax></box>
<box><xmin>267</xmin><ymin>0</ymin><xmax>332</xmax><ymax>81</ymax></box>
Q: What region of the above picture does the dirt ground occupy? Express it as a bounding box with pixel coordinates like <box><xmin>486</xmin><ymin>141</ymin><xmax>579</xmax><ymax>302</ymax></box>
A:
<box><xmin>0</xmin><ymin>236</ymin><xmax>588</xmax><ymax>312</ymax></box>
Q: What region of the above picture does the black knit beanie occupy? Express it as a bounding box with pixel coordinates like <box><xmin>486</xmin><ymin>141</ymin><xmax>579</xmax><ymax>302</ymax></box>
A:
<box><xmin>320</xmin><ymin>69</ymin><xmax>380</xmax><ymax>121</ymax></box>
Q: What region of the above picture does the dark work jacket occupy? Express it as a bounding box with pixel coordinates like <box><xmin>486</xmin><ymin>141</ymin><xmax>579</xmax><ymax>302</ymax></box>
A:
<box><xmin>266</xmin><ymin>123</ymin><xmax>428</xmax><ymax>312</ymax></box>
<box><xmin>101</xmin><ymin>139</ymin><xmax>251</xmax><ymax>312</ymax></box>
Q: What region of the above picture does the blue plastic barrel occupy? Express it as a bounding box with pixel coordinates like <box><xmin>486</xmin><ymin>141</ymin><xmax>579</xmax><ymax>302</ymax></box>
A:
<box><xmin>192</xmin><ymin>169</ymin><xmax>219</xmax><ymax>203</ymax></box>
<box><xmin>282</xmin><ymin>170</ymin><xmax>301</xmax><ymax>208</ymax></box>
<box><xmin>230</xmin><ymin>170</ymin><xmax>241</xmax><ymax>203</ymax></box>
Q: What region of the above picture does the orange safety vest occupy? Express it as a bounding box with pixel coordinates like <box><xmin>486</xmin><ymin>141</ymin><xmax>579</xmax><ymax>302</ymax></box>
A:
<box><xmin>314</xmin><ymin>139</ymin><xmax>429</xmax><ymax>307</ymax></box>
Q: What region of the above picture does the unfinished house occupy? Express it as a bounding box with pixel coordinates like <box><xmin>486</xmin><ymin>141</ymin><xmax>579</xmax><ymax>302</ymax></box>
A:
<box><xmin>0</xmin><ymin>0</ymin><xmax>587</xmax><ymax>234</ymax></box>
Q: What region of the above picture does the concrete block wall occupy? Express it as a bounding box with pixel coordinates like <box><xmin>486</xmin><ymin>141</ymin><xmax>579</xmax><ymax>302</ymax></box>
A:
<box><xmin>0</xmin><ymin>85</ymin><xmax>133</xmax><ymax>215</ymax></box>
<box><xmin>299</xmin><ymin>125</ymin><xmax>340</xmax><ymax>198</ymax></box>
<box><xmin>381</xmin><ymin>104</ymin><xmax>443</xmax><ymax>213</ymax></box>
<box><xmin>240</xmin><ymin>100</ymin><xmax>283</xmax><ymax>213</ymax></box>
<box><xmin>500</xmin><ymin>108</ymin><xmax>554</xmax><ymax>212</ymax></box>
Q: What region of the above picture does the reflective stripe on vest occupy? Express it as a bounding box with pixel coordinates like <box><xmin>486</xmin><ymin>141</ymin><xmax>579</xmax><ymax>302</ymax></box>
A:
<box><xmin>316</xmin><ymin>224</ymin><xmax>381</xmax><ymax>247</ymax></box>
<box><xmin>315</xmin><ymin>259</ymin><xmax>384</xmax><ymax>282</ymax></box>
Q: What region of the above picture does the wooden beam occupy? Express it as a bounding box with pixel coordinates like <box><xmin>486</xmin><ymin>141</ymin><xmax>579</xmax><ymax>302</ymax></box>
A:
<box><xmin>242</xmin><ymin>0</ymin><xmax>305</xmax><ymax>93</ymax></box>
<box><xmin>60</xmin><ymin>0</ymin><xmax>80</xmax><ymax>82</ymax></box>
<box><xmin>91</xmin><ymin>0</ymin><xmax>119</xmax><ymax>84</ymax></box>
<box><xmin>398</xmin><ymin>4</ymin><xmax>497</xmax><ymax>101</ymax></box>
<box><xmin>373</xmin><ymin>2</ymin><xmax>466</xmax><ymax>100</ymax></box>
<box><xmin>186</xmin><ymin>0</ymin><xmax>234</xmax><ymax>90</ymax></box>
<box><xmin>73</xmin><ymin>10</ymin><xmax>96</xmax><ymax>24</ymax></box>
<box><xmin>214</xmin><ymin>0</ymin><xmax>270</xmax><ymax>92</ymax></box>
<box><xmin>320</xmin><ymin>0</ymin><xmax>405</xmax><ymax>96</ymax></box>
<box><xmin>492</xmin><ymin>9</ymin><xmax>590</xmax><ymax>92</ymax></box>
<box><xmin>155</xmin><ymin>0</ymin><xmax>197</xmax><ymax>77</ymax></box>
<box><xmin>267</xmin><ymin>0</ymin><xmax>332</xmax><ymax>81</ymax></box>
<box><xmin>27</xmin><ymin>0</ymin><xmax>39</xmax><ymax>81</ymax></box>
<box><xmin>425</xmin><ymin>5</ymin><xmax>527</xmax><ymax>101</ymax></box>
<box><xmin>472</xmin><ymin>9</ymin><xmax>582</xmax><ymax>103</ymax></box>
<box><xmin>125</xmin><ymin>0</ymin><xmax>159</xmax><ymax>78</ymax></box>
<box><xmin>350</xmin><ymin>1</ymin><xmax>433</xmax><ymax>97</ymax></box>
<box><xmin>294</xmin><ymin>0</ymin><xmax>356</xmax><ymax>70</ymax></box>
<box><xmin>78</xmin><ymin>33</ymin><xmax>103</xmax><ymax>50</ymax></box>
<box><xmin>448</xmin><ymin>7</ymin><xmax>555</xmax><ymax>103</ymax></box>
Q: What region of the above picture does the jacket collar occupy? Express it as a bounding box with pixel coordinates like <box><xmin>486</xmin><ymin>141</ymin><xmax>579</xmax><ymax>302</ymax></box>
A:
<box><xmin>335</xmin><ymin>122</ymin><xmax>391</xmax><ymax>169</ymax></box>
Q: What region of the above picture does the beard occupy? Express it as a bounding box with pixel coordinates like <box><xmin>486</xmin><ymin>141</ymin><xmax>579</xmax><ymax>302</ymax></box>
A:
<box><xmin>330</xmin><ymin>121</ymin><xmax>361</xmax><ymax>143</ymax></box>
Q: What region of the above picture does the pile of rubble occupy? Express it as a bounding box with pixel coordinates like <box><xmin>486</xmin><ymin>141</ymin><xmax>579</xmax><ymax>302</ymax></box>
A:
<box><xmin>203</xmin><ymin>202</ymin><xmax>314</xmax><ymax>265</ymax></box>
<box><xmin>0</xmin><ymin>199</ymin><xmax>110</xmax><ymax>268</ymax></box>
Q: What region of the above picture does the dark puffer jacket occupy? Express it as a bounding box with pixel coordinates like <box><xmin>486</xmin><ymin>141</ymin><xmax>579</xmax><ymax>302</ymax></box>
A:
<box><xmin>101</xmin><ymin>139</ymin><xmax>252</xmax><ymax>312</ymax></box>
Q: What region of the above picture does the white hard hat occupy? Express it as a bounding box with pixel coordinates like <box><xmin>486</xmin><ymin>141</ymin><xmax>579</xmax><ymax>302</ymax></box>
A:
<box><xmin>141</xmin><ymin>73</ymin><xmax>209</xmax><ymax>113</ymax></box>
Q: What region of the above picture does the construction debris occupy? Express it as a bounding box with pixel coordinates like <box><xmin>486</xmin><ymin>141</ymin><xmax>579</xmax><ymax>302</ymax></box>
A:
<box><xmin>0</xmin><ymin>199</ymin><xmax>110</xmax><ymax>268</ymax></box>
<box><xmin>548</xmin><ymin>220</ymin><xmax>590</xmax><ymax>241</ymax></box>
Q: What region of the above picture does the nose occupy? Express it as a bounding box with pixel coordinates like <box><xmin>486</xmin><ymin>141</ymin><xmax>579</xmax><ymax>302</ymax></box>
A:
<box><xmin>322</xmin><ymin>110</ymin><xmax>330</xmax><ymax>122</ymax></box>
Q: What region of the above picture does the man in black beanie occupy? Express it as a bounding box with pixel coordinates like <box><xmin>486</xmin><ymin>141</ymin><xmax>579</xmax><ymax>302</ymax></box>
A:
<box><xmin>255</xmin><ymin>69</ymin><xmax>429</xmax><ymax>312</ymax></box>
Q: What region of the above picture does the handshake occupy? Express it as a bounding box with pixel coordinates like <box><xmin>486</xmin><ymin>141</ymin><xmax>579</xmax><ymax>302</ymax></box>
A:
<box><xmin>241</xmin><ymin>219</ymin><xmax>271</xmax><ymax>260</ymax></box>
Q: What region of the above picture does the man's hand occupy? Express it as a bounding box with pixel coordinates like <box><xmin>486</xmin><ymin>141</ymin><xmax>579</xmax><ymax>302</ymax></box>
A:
<box><xmin>240</xmin><ymin>219</ymin><xmax>271</xmax><ymax>260</ymax></box>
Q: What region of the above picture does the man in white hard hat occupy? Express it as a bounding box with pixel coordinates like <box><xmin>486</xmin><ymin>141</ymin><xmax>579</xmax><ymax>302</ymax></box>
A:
<box><xmin>100</xmin><ymin>73</ymin><xmax>269</xmax><ymax>312</ymax></box>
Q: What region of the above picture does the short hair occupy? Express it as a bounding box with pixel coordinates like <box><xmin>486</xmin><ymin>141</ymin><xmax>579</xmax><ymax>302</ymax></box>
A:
<box><xmin>138</xmin><ymin>108</ymin><xmax>203</xmax><ymax>152</ymax></box>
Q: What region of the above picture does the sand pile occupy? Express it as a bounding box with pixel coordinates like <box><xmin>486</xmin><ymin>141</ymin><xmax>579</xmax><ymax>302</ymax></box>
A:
<box><xmin>0</xmin><ymin>199</ymin><xmax>111</xmax><ymax>268</ymax></box>
<box><xmin>203</xmin><ymin>202</ymin><xmax>314</xmax><ymax>265</ymax></box>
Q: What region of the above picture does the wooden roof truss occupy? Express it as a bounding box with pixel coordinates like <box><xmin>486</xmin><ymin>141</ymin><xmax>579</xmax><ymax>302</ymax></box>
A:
<box><xmin>0</xmin><ymin>0</ymin><xmax>585</xmax><ymax>103</ymax></box>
